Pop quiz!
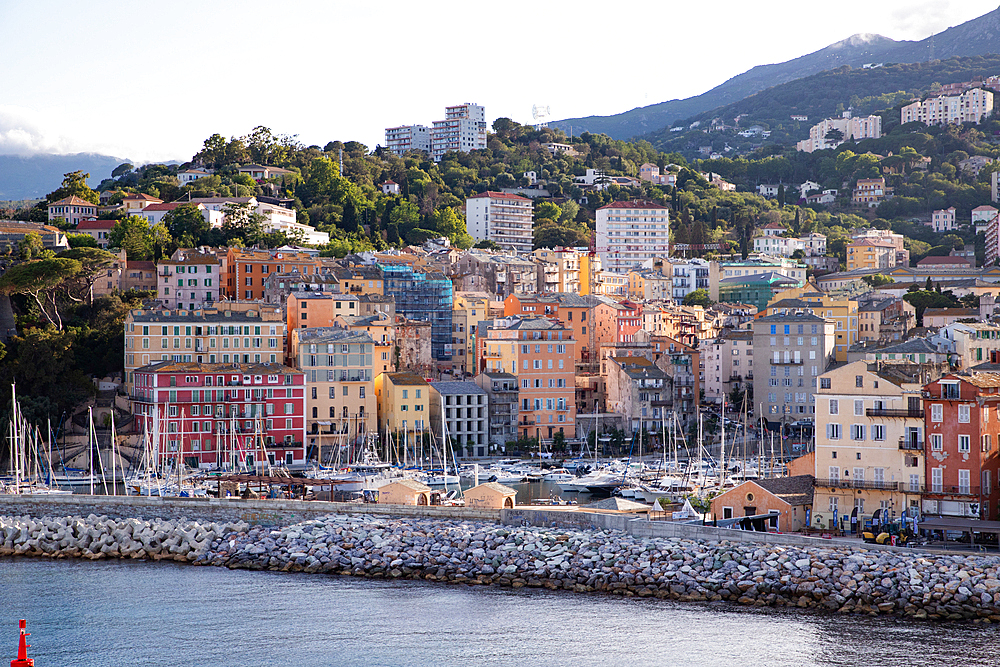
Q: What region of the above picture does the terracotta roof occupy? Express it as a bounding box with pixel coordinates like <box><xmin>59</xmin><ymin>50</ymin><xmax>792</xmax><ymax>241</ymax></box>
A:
<box><xmin>916</xmin><ymin>256</ymin><xmax>972</xmax><ymax>266</ymax></box>
<box><xmin>142</xmin><ymin>203</ymin><xmax>188</xmax><ymax>212</ymax></box>
<box><xmin>49</xmin><ymin>196</ymin><xmax>96</xmax><ymax>207</ymax></box>
<box><xmin>76</xmin><ymin>219</ymin><xmax>115</xmax><ymax>230</ymax></box>
<box><xmin>384</xmin><ymin>478</ymin><xmax>431</xmax><ymax>492</ymax></box>
<box><xmin>923</xmin><ymin>308</ymin><xmax>979</xmax><ymax>318</ymax></box>
<box><xmin>122</xmin><ymin>193</ymin><xmax>163</xmax><ymax>202</ymax></box>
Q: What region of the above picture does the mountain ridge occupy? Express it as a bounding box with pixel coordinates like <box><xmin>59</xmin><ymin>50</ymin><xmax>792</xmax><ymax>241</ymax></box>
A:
<box><xmin>551</xmin><ymin>6</ymin><xmax>1000</xmax><ymax>140</ymax></box>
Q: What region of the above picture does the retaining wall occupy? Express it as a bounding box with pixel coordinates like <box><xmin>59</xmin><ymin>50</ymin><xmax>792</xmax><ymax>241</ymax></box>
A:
<box><xmin>501</xmin><ymin>508</ymin><xmax>906</xmax><ymax>553</ymax></box>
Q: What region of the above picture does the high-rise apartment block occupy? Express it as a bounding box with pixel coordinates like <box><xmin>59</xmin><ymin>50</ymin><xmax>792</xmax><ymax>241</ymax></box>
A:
<box><xmin>385</xmin><ymin>125</ymin><xmax>431</xmax><ymax>155</ymax></box>
<box><xmin>901</xmin><ymin>88</ymin><xmax>994</xmax><ymax>126</ymax></box>
<box><xmin>465</xmin><ymin>192</ymin><xmax>533</xmax><ymax>254</ymax></box>
<box><xmin>431</xmin><ymin>103</ymin><xmax>487</xmax><ymax>161</ymax></box>
<box><xmin>385</xmin><ymin>103</ymin><xmax>487</xmax><ymax>161</ymax></box>
<box><xmin>596</xmin><ymin>200</ymin><xmax>671</xmax><ymax>274</ymax></box>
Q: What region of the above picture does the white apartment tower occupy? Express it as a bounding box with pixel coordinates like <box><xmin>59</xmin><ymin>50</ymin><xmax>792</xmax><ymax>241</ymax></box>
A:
<box><xmin>465</xmin><ymin>192</ymin><xmax>533</xmax><ymax>254</ymax></box>
<box><xmin>431</xmin><ymin>103</ymin><xmax>487</xmax><ymax>161</ymax></box>
<box><xmin>596</xmin><ymin>200</ymin><xmax>671</xmax><ymax>273</ymax></box>
<box><xmin>385</xmin><ymin>125</ymin><xmax>431</xmax><ymax>155</ymax></box>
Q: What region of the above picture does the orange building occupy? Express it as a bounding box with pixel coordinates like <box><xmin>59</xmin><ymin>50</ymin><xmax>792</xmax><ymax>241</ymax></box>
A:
<box><xmin>503</xmin><ymin>293</ymin><xmax>604</xmax><ymax>364</ymax></box>
<box><xmin>478</xmin><ymin>317</ymin><xmax>576</xmax><ymax>441</ymax></box>
<box><xmin>286</xmin><ymin>292</ymin><xmax>361</xmax><ymax>350</ymax></box>
<box><xmin>595</xmin><ymin>299</ymin><xmax>642</xmax><ymax>346</ymax></box>
<box><xmin>226</xmin><ymin>248</ymin><xmax>321</xmax><ymax>300</ymax></box>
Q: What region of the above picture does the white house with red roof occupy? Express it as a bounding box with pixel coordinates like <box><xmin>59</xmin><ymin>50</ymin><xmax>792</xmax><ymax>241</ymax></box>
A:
<box><xmin>48</xmin><ymin>195</ymin><xmax>98</xmax><ymax>226</ymax></box>
<box><xmin>595</xmin><ymin>200</ymin><xmax>671</xmax><ymax>273</ymax></box>
<box><xmin>465</xmin><ymin>191</ymin><xmax>533</xmax><ymax>254</ymax></box>
<box><xmin>138</xmin><ymin>202</ymin><xmax>220</xmax><ymax>228</ymax></box>
<box><xmin>75</xmin><ymin>219</ymin><xmax>117</xmax><ymax>248</ymax></box>
<box><xmin>381</xmin><ymin>180</ymin><xmax>400</xmax><ymax>195</ymax></box>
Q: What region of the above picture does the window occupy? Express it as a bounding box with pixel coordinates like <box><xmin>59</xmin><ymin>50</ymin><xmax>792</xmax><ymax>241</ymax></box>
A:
<box><xmin>931</xmin><ymin>433</ymin><xmax>942</xmax><ymax>451</ymax></box>
<box><xmin>932</xmin><ymin>467</ymin><xmax>943</xmax><ymax>493</ymax></box>
<box><xmin>820</xmin><ymin>378</ymin><xmax>831</xmax><ymax>389</ymax></box>
<box><xmin>959</xmin><ymin>469</ymin><xmax>971</xmax><ymax>495</ymax></box>
<box><xmin>872</xmin><ymin>424</ymin><xmax>885</xmax><ymax>441</ymax></box>
<box><xmin>827</xmin><ymin>423</ymin><xmax>841</xmax><ymax>439</ymax></box>
<box><xmin>931</xmin><ymin>404</ymin><xmax>943</xmax><ymax>422</ymax></box>
<box><xmin>983</xmin><ymin>434</ymin><xmax>992</xmax><ymax>453</ymax></box>
<box><xmin>829</xmin><ymin>399</ymin><xmax>838</xmax><ymax>415</ymax></box>
<box><xmin>959</xmin><ymin>435</ymin><xmax>971</xmax><ymax>453</ymax></box>
<box><xmin>854</xmin><ymin>400</ymin><xmax>864</xmax><ymax>416</ymax></box>
<box><xmin>958</xmin><ymin>404</ymin><xmax>971</xmax><ymax>423</ymax></box>
<box><xmin>855</xmin><ymin>375</ymin><xmax>863</xmax><ymax>388</ymax></box>
<box><xmin>851</xmin><ymin>424</ymin><xmax>865</xmax><ymax>441</ymax></box>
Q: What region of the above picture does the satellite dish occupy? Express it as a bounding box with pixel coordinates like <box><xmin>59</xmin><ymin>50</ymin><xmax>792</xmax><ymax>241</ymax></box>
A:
<box><xmin>531</xmin><ymin>104</ymin><xmax>551</xmax><ymax>127</ymax></box>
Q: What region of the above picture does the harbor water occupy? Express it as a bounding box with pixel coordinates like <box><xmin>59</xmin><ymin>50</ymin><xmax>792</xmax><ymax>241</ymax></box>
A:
<box><xmin>2</xmin><ymin>557</ymin><xmax>999</xmax><ymax>667</ymax></box>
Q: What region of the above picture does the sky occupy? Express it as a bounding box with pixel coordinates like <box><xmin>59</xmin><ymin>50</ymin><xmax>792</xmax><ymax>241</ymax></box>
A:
<box><xmin>1</xmin><ymin>0</ymin><xmax>999</xmax><ymax>164</ymax></box>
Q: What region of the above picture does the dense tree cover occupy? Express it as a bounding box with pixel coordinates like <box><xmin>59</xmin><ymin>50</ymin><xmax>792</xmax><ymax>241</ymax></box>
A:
<box><xmin>46</xmin><ymin>170</ymin><xmax>100</xmax><ymax>205</ymax></box>
<box><xmin>682</xmin><ymin>289</ymin><xmax>714</xmax><ymax>307</ymax></box>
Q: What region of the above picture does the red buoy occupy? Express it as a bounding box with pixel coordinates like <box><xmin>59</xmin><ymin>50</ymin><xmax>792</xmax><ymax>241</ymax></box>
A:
<box><xmin>10</xmin><ymin>620</ymin><xmax>33</xmax><ymax>667</ymax></box>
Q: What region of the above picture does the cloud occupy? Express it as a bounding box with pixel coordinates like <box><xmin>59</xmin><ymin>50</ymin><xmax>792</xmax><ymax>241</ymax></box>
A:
<box><xmin>0</xmin><ymin>105</ymin><xmax>83</xmax><ymax>155</ymax></box>
<box><xmin>886</xmin><ymin>1</ymin><xmax>993</xmax><ymax>40</ymax></box>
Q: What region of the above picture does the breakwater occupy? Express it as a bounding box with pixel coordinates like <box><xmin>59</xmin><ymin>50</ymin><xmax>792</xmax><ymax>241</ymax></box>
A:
<box><xmin>3</xmin><ymin>511</ymin><xmax>1000</xmax><ymax>622</ymax></box>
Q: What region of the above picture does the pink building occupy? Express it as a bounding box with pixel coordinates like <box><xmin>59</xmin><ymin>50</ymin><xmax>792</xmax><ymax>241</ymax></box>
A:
<box><xmin>132</xmin><ymin>361</ymin><xmax>307</xmax><ymax>468</ymax></box>
<box><xmin>156</xmin><ymin>249</ymin><xmax>221</xmax><ymax>310</ymax></box>
<box><xmin>931</xmin><ymin>207</ymin><xmax>957</xmax><ymax>233</ymax></box>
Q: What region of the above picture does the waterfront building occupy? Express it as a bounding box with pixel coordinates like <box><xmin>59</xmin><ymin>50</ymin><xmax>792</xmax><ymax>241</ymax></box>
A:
<box><xmin>131</xmin><ymin>360</ymin><xmax>306</xmax><ymax>468</ymax></box>
<box><xmin>813</xmin><ymin>361</ymin><xmax>925</xmax><ymax>532</ymax></box>
<box><xmin>289</xmin><ymin>328</ymin><xmax>376</xmax><ymax>454</ymax></box>
<box><xmin>477</xmin><ymin>317</ymin><xmax>576</xmax><ymax>441</ymax></box>
<box><xmin>704</xmin><ymin>328</ymin><xmax>754</xmax><ymax>404</ymax></box>
<box><xmin>429</xmin><ymin>381</ymin><xmax>489</xmax><ymax>457</ymax></box>
<box><xmin>474</xmin><ymin>372</ymin><xmax>519</xmax><ymax>451</ymax></box>
<box><xmin>124</xmin><ymin>303</ymin><xmax>285</xmax><ymax>389</ymax></box>
<box><xmin>375</xmin><ymin>372</ymin><xmax>431</xmax><ymax>438</ymax></box>
<box><xmin>921</xmin><ymin>372</ymin><xmax>1000</xmax><ymax>520</ymax></box>
<box><xmin>605</xmin><ymin>356</ymin><xmax>669</xmax><ymax>433</ymax></box>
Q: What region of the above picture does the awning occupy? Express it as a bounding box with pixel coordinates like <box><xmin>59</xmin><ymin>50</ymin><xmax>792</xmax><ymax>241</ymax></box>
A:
<box><xmin>920</xmin><ymin>517</ymin><xmax>1000</xmax><ymax>535</ymax></box>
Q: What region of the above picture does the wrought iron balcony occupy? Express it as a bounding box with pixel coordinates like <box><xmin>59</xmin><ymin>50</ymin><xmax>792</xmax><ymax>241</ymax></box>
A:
<box><xmin>868</xmin><ymin>408</ymin><xmax>923</xmax><ymax>419</ymax></box>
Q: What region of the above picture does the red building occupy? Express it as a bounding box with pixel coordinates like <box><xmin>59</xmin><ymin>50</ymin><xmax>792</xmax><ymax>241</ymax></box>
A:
<box><xmin>132</xmin><ymin>361</ymin><xmax>306</xmax><ymax>468</ymax></box>
<box><xmin>922</xmin><ymin>373</ymin><xmax>1000</xmax><ymax>520</ymax></box>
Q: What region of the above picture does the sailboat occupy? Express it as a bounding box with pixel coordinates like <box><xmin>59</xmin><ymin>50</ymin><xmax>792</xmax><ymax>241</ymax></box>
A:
<box><xmin>2</xmin><ymin>385</ymin><xmax>71</xmax><ymax>495</ymax></box>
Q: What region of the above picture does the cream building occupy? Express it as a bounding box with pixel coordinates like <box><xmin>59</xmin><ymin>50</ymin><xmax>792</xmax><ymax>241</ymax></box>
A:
<box><xmin>290</xmin><ymin>328</ymin><xmax>376</xmax><ymax>455</ymax></box>
<box><xmin>813</xmin><ymin>361</ymin><xmax>925</xmax><ymax>532</ymax></box>
<box><xmin>124</xmin><ymin>303</ymin><xmax>284</xmax><ymax>389</ymax></box>
<box><xmin>753</xmin><ymin>311</ymin><xmax>835</xmax><ymax>423</ymax></box>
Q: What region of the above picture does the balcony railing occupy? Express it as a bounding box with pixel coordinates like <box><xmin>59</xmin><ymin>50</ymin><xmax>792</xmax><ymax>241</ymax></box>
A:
<box><xmin>898</xmin><ymin>438</ymin><xmax>924</xmax><ymax>451</ymax></box>
<box><xmin>867</xmin><ymin>408</ymin><xmax>923</xmax><ymax>419</ymax></box>
<box><xmin>927</xmin><ymin>485</ymin><xmax>981</xmax><ymax>497</ymax></box>
<box><xmin>814</xmin><ymin>478</ymin><xmax>900</xmax><ymax>491</ymax></box>
<box><xmin>771</xmin><ymin>359</ymin><xmax>804</xmax><ymax>365</ymax></box>
<box><xmin>518</xmin><ymin>419</ymin><xmax>536</xmax><ymax>426</ymax></box>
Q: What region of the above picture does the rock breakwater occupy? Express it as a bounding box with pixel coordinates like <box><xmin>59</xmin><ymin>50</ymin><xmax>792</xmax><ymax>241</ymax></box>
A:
<box><xmin>5</xmin><ymin>512</ymin><xmax>1000</xmax><ymax>622</ymax></box>
<box><xmin>0</xmin><ymin>514</ymin><xmax>246</xmax><ymax>561</ymax></box>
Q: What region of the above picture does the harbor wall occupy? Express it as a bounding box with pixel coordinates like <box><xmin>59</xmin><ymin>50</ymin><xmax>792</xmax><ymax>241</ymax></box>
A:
<box><xmin>501</xmin><ymin>508</ymin><xmax>906</xmax><ymax>553</ymax></box>
<box><xmin>0</xmin><ymin>495</ymin><xmax>500</xmax><ymax>526</ymax></box>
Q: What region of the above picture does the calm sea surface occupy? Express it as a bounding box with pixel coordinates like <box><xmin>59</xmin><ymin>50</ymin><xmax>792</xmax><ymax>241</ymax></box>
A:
<box><xmin>1</xmin><ymin>557</ymin><xmax>998</xmax><ymax>667</ymax></box>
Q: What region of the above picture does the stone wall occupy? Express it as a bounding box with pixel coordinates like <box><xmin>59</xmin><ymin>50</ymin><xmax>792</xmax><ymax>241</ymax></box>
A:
<box><xmin>0</xmin><ymin>495</ymin><xmax>500</xmax><ymax>527</ymax></box>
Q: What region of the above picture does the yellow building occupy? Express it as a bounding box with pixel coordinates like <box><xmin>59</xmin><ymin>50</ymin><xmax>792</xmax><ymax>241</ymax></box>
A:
<box><xmin>764</xmin><ymin>284</ymin><xmax>859</xmax><ymax>361</ymax></box>
<box><xmin>846</xmin><ymin>240</ymin><xmax>896</xmax><ymax>271</ymax></box>
<box><xmin>375</xmin><ymin>372</ymin><xmax>431</xmax><ymax>436</ymax></box>
<box><xmin>627</xmin><ymin>269</ymin><xmax>672</xmax><ymax>301</ymax></box>
<box><xmin>289</xmin><ymin>328</ymin><xmax>376</xmax><ymax>456</ymax></box>
<box><xmin>813</xmin><ymin>361</ymin><xmax>924</xmax><ymax>532</ymax></box>
<box><xmin>336</xmin><ymin>312</ymin><xmax>396</xmax><ymax>375</ymax></box>
<box><xmin>530</xmin><ymin>247</ymin><xmax>602</xmax><ymax>295</ymax></box>
<box><xmin>452</xmin><ymin>292</ymin><xmax>492</xmax><ymax>376</ymax></box>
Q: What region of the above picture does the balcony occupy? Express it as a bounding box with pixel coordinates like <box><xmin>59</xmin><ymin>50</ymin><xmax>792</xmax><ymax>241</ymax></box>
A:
<box><xmin>518</xmin><ymin>418</ymin><xmax>536</xmax><ymax>426</ymax></box>
<box><xmin>898</xmin><ymin>438</ymin><xmax>924</xmax><ymax>451</ymax></box>
<box><xmin>771</xmin><ymin>359</ymin><xmax>804</xmax><ymax>365</ymax></box>
<box><xmin>867</xmin><ymin>408</ymin><xmax>922</xmax><ymax>419</ymax></box>
<box><xmin>927</xmin><ymin>485</ymin><xmax>981</xmax><ymax>497</ymax></box>
<box><xmin>814</xmin><ymin>478</ymin><xmax>901</xmax><ymax>491</ymax></box>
